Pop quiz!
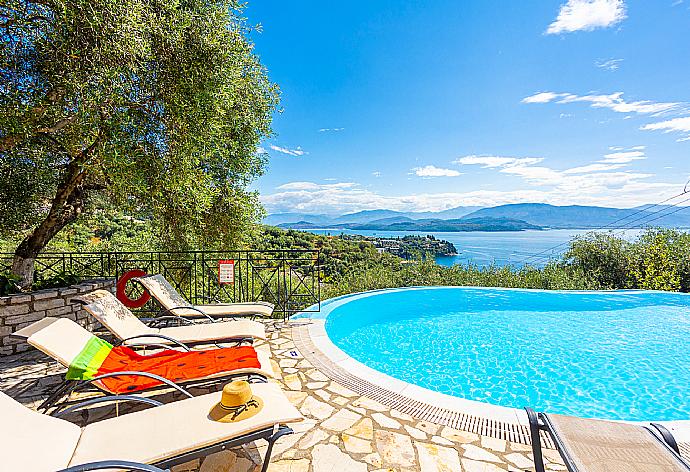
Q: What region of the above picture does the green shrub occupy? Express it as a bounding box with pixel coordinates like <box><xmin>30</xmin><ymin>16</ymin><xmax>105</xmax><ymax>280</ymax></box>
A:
<box><xmin>33</xmin><ymin>271</ymin><xmax>81</xmax><ymax>291</ymax></box>
<box><xmin>0</xmin><ymin>271</ymin><xmax>21</xmax><ymax>296</ymax></box>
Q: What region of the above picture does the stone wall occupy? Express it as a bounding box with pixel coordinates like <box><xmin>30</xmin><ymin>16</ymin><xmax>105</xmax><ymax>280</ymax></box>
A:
<box><xmin>0</xmin><ymin>279</ymin><xmax>114</xmax><ymax>356</ymax></box>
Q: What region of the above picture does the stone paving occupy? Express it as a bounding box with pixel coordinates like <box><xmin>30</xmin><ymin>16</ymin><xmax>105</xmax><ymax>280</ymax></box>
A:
<box><xmin>0</xmin><ymin>320</ymin><xmax>570</xmax><ymax>472</ymax></box>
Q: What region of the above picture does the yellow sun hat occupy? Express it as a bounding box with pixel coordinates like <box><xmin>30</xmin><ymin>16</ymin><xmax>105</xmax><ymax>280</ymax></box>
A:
<box><xmin>209</xmin><ymin>380</ymin><xmax>264</xmax><ymax>423</ymax></box>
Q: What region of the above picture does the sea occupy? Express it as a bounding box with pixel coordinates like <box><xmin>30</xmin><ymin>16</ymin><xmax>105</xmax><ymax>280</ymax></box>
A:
<box><xmin>304</xmin><ymin>228</ymin><xmax>645</xmax><ymax>268</ymax></box>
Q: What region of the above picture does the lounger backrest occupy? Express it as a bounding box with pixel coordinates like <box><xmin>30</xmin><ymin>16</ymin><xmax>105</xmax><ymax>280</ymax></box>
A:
<box><xmin>77</xmin><ymin>289</ymin><xmax>154</xmax><ymax>340</ymax></box>
<box><xmin>25</xmin><ymin>317</ymin><xmax>96</xmax><ymax>367</ymax></box>
<box><xmin>0</xmin><ymin>391</ymin><xmax>82</xmax><ymax>471</ymax></box>
<box><xmin>134</xmin><ymin>274</ymin><xmax>199</xmax><ymax>316</ymax></box>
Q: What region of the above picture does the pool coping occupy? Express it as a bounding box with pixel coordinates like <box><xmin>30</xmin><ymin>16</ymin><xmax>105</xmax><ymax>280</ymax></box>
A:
<box><xmin>291</xmin><ymin>287</ymin><xmax>690</xmax><ymax>449</ymax></box>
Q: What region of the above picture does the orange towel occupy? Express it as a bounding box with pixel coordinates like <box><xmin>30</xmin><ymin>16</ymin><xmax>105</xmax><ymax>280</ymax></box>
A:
<box><xmin>96</xmin><ymin>345</ymin><xmax>261</xmax><ymax>393</ymax></box>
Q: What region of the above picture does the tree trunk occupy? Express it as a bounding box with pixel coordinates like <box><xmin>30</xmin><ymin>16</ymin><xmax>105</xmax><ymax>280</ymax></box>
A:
<box><xmin>11</xmin><ymin>162</ymin><xmax>88</xmax><ymax>289</ymax></box>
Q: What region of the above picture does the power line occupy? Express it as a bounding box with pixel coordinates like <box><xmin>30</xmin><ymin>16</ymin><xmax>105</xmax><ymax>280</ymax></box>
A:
<box><xmin>524</xmin><ymin>197</ymin><xmax>690</xmax><ymax>266</ymax></box>
<box><xmin>518</xmin><ymin>188</ymin><xmax>690</xmax><ymax>266</ymax></box>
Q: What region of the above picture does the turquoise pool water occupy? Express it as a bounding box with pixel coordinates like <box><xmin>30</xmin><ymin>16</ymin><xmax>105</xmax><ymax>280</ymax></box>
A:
<box><xmin>316</xmin><ymin>287</ymin><xmax>690</xmax><ymax>421</ymax></box>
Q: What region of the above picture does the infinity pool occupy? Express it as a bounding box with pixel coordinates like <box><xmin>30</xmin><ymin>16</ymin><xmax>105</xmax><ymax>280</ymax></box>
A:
<box><xmin>317</xmin><ymin>287</ymin><xmax>690</xmax><ymax>421</ymax></box>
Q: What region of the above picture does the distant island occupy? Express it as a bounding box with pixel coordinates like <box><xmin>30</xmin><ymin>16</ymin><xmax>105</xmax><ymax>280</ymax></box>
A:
<box><xmin>279</xmin><ymin>216</ymin><xmax>540</xmax><ymax>232</ymax></box>
<box><xmin>267</xmin><ymin>202</ymin><xmax>690</xmax><ymax>231</ymax></box>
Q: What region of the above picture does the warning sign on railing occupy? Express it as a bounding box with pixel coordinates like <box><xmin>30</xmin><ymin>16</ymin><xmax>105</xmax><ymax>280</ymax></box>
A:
<box><xmin>218</xmin><ymin>260</ymin><xmax>235</xmax><ymax>284</ymax></box>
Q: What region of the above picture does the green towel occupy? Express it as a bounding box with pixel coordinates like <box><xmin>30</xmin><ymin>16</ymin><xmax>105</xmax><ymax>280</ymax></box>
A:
<box><xmin>65</xmin><ymin>336</ymin><xmax>113</xmax><ymax>380</ymax></box>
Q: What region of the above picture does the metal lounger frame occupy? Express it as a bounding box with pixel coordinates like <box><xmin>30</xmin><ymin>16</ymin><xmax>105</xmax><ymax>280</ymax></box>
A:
<box><xmin>525</xmin><ymin>407</ymin><xmax>690</xmax><ymax>472</ymax></box>
<box><xmin>40</xmin><ymin>369</ymin><xmax>268</xmax><ymax>414</ymax></box>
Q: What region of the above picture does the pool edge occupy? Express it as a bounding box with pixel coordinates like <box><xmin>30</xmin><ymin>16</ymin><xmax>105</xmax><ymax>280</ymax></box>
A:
<box><xmin>291</xmin><ymin>288</ymin><xmax>690</xmax><ymax>447</ymax></box>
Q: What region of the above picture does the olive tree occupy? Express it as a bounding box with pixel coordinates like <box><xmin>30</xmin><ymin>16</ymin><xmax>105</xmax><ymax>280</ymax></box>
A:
<box><xmin>0</xmin><ymin>0</ymin><xmax>278</xmax><ymax>287</ymax></box>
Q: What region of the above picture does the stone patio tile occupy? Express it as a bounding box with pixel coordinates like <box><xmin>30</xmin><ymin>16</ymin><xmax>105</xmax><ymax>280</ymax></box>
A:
<box><xmin>416</xmin><ymin>442</ymin><xmax>462</xmax><ymax>472</ymax></box>
<box><xmin>198</xmin><ymin>451</ymin><xmax>253</xmax><ymax>472</ymax></box>
<box><xmin>462</xmin><ymin>444</ymin><xmax>503</xmax><ymax>463</ymax></box>
<box><xmin>508</xmin><ymin>441</ymin><xmax>532</xmax><ymax>452</ymax></box>
<box><xmin>431</xmin><ymin>435</ymin><xmax>455</xmax><ymax>446</ymax></box>
<box><xmin>344</xmin><ymin>417</ymin><xmax>374</xmax><ymax>440</ymax></box>
<box><xmin>270</xmin><ymin>459</ymin><xmax>310</xmax><ymax>472</ymax></box>
<box><xmin>416</xmin><ymin>421</ymin><xmax>440</xmax><ymax>435</ymax></box>
<box><xmin>462</xmin><ymin>459</ymin><xmax>507</xmax><ymax>472</ymax></box>
<box><xmin>305</xmin><ymin>369</ymin><xmax>330</xmax><ymax>382</ymax></box>
<box><xmin>404</xmin><ymin>425</ymin><xmax>428</xmax><ymax>440</ymax></box>
<box><xmin>283</xmin><ymin>373</ymin><xmax>302</xmax><ymax>390</ymax></box>
<box><xmin>372</xmin><ymin>412</ymin><xmax>402</xmax><ymax>429</ymax></box>
<box><xmin>331</xmin><ymin>395</ymin><xmax>349</xmax><ymax>406</ymax></box>
<box><xmin>342</xmin><ymin>433</ymin><xmax>373</xmax><ymax>453</ymax></box>
<box><xmin>300</xmin><ymin>396</ymin><xmax>335</xmax><ymax>420</ymax></box>
<box><xmin>390</xmin><ymin>408</ymin><xmax>415</xmax><ymax>422</ymax></box>
<box><xmin>322</xmin><ymin>408</ymin><xmax>362</xmax><ymax>431</ymax></box>
<box><xmin>325</xmin><ymin>382</ymin><xmax>359</xmax><ymax>398</ymax></box>
<box><xmin>440</xmin><ymin>426</ymin><xmax>480</xmax><ymax>443</ymax></box>
<box><xmin>505</xmin><ymin>452</ymin><xmax>533</xmax><ymax>469</ymax></box>
<box><xmin>481</xmin><ymin>436</ymin><xmax>507</xmax><ymax>452</ymax></box>
<box><xmin>375</xmin><ymin>430</ymin><xmax>417</xmax><ymax>468</ymax></box>
<box><xmin>312</xmin><ymin>444</ymin><xmax>367</xmax><ymax>472</ymax></box>
<box><xmin>297</xmin><ymin>428</ymin><xmax>329</xmax><ymax>450</ymax></box>
<box><xmin>283</xmin><ymin>390</ymin><xmax>308</xmax><ymax>407</ymax></box>
<box><xmin>305</xmin><ymin>381</ymin><xmax>327</xmax><ymax>390</ymax></box>
<box><xmin>313</xmin><ymin>389</ymin><xmax>331</xmax><ymax>402</ymax></box>
<box><xmin>279</xmin><ymin>358</ymin><xmax>298</xmax><ymax>368</ymax></box>
<box><xmin>351</xmin><ymin>396</ymin><xmax>389</xmax><ymax>412</ymax></box>
<box><xmin>362</xmin><ymin>452</ymin><xmax>383</xmax><ymax>467</ymax></box>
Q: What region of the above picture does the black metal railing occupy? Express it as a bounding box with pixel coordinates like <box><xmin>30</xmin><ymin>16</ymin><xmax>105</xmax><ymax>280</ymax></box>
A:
<box><xmin>1</xmin><ymin>250</ymin><xmax>321</xmax><ymax>319</ymax></box>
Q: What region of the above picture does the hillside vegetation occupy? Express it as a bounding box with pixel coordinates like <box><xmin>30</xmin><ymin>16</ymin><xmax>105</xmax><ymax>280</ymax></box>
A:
<box><xmin>2</xmin><ymin>218</ymin><xmax>689</xmax><ymax>297</ymax></box>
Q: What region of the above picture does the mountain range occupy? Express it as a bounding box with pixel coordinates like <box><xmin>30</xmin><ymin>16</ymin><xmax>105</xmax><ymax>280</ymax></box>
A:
<box><xmin>265</xmin><ymin>203</ymin><xmax>690</xmax><ymax>232</ymax></box>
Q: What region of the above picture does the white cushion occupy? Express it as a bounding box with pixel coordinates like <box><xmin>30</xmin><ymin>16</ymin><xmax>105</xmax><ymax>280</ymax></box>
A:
<box><xmin>194</xmin><ymin>303</ymin><xmax>274</xmax><ymax>318</ymax></box>
<box><xmin>27</xmin><ymin>317</ymin><xmax>96</xmax><ymax>367</ymax></box>
<box><xmin>69</xmin><ymin>382</ymin><xmax>303</xmax><ymax>467</ymax></box>
<box><xmin>157</xmin><ymin>319</ymin><xmax>266</xmax><ymax>343</ymax></box>
<box><xmin>81</xmin><ymin>290</ymin><xmax>155</xmax><ymax>340</ymax></box>
<box><xmin>0</xmin><ymin>391</ymin><xmax>81</xmax><ymax>471</ymax></box>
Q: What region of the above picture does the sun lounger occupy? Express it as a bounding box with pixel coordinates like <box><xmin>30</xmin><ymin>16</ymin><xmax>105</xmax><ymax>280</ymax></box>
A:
<box><xmin>73</xmin><ymin>289</ymin><xmax>266</xmax><ymax>346</ymax></box>
<box><xmin>525</xmin><ymin>407</ymin><xmax>690</xmax><ymax>472</ymax></box>
<box><xmin>12</xmin><ymin>317</ymin><xmax>274</xmax><ymax>412</ymax></box>
<box><xmin>134</xmin><ymin>274</ymin><xmax>274</xmax><ymax>319</ymax></box>
<box><xmin>0</xmin><ymin>381</ymin><xmax>302</xmax><ymax>472</ymax></box>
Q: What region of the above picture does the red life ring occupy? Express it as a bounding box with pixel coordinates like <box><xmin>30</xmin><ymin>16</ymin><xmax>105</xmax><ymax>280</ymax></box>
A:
<box><xmin>116</xmin><ymin>269</ymin><xmax>151</xmax><ymax>308</ymax></box>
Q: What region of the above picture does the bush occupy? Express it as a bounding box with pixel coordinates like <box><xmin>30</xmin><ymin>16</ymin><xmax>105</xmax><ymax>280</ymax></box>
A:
<box><xmin>563</xmin><ymin>232</ymin><xmax>631</xmax><ymax>289</ymax></box>
<box><xmin>0</xmin><ymin>271</ymin><xmax>21</xmax><ymax>296</ymax></box>
<box><xmin>628</xmin><ymin>229</ymin><xmax>690</xmax><ymax>291</ymax></box>
<box><xmin>32</xmin><ymin>271</ymin><xmax>81</xmax><ymax>291</ymax></box>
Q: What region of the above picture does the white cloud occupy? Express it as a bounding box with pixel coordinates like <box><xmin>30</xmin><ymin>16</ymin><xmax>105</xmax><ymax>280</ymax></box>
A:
<box><xmin>269</xmin><ymin>144</ymin><xmax>307</xmax><ymax>156</ymax></box>
<box><xmin>318</xmin><ymin>128</ymin><xmax>345</xmax><ymax>132</ymax></box>
<box><xmin>595</xmin><ymin>58</ymin><xmax>623</xmax><ymax>71</ymax></box>
<box><xmin>413</xmin><ymin>165</ymin><xmax>462</xmax><ymax>177</ymax></box>
<box><xmin>372</xmin><ymin>171</ymin><xmax>382</xmax><ymax>178</ymax></box>
<box><xmin>563</xmin><ymin>163</ymin><xmax>627</xmax><ymax>173</ymax></box>
<box><xmin>641</xmin><ymin>117</ymin><xmax>690</xmax><ymax>133</ymax></box>
<box><xmin>677</xmin><ymin>136</ymin><xmax>690</xmax><ymax>142</ymax></box>
<box><xmin>522</xmin><ymin>91</ymin><xmax>681</xmax><ymax>115</ymax></box>
<box><xmin>600</xmin><ymin>150</ymin><xmax>646</xmax><ymax>163</ymax></box>
<box><xmin>261</xmin><ymin>176</ymin><xmax>679</xmax><ymax>215</ymax></box>
<box><xmin>276</xmin><ymin>181</ymin><xmax>356</xmax><ymax>191</ymax></box>
<box><xmin>522</xmin><ymin>92</ymin><xmax>561</xmax><ymax>104</ymax></box>
<box><xmin>546</xmin><ymin>0</ymin><xmax>627</xmax><ymax>35</ymax></box>
<box><xmin>454</xmin><ymin>155</ymin><xmax>544</xmax><ymax>168</ymax></box>
<box><xmin>456</xmin><ymin>153</ymin><xmax>671</xmax><ymax>199</ymax></box>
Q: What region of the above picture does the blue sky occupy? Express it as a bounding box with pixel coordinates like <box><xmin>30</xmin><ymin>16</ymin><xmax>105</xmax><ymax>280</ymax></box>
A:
<box><xmin>245</xmin><ymin>0</ymin><xmax>690</xmax><ymax>215</ymax></box>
